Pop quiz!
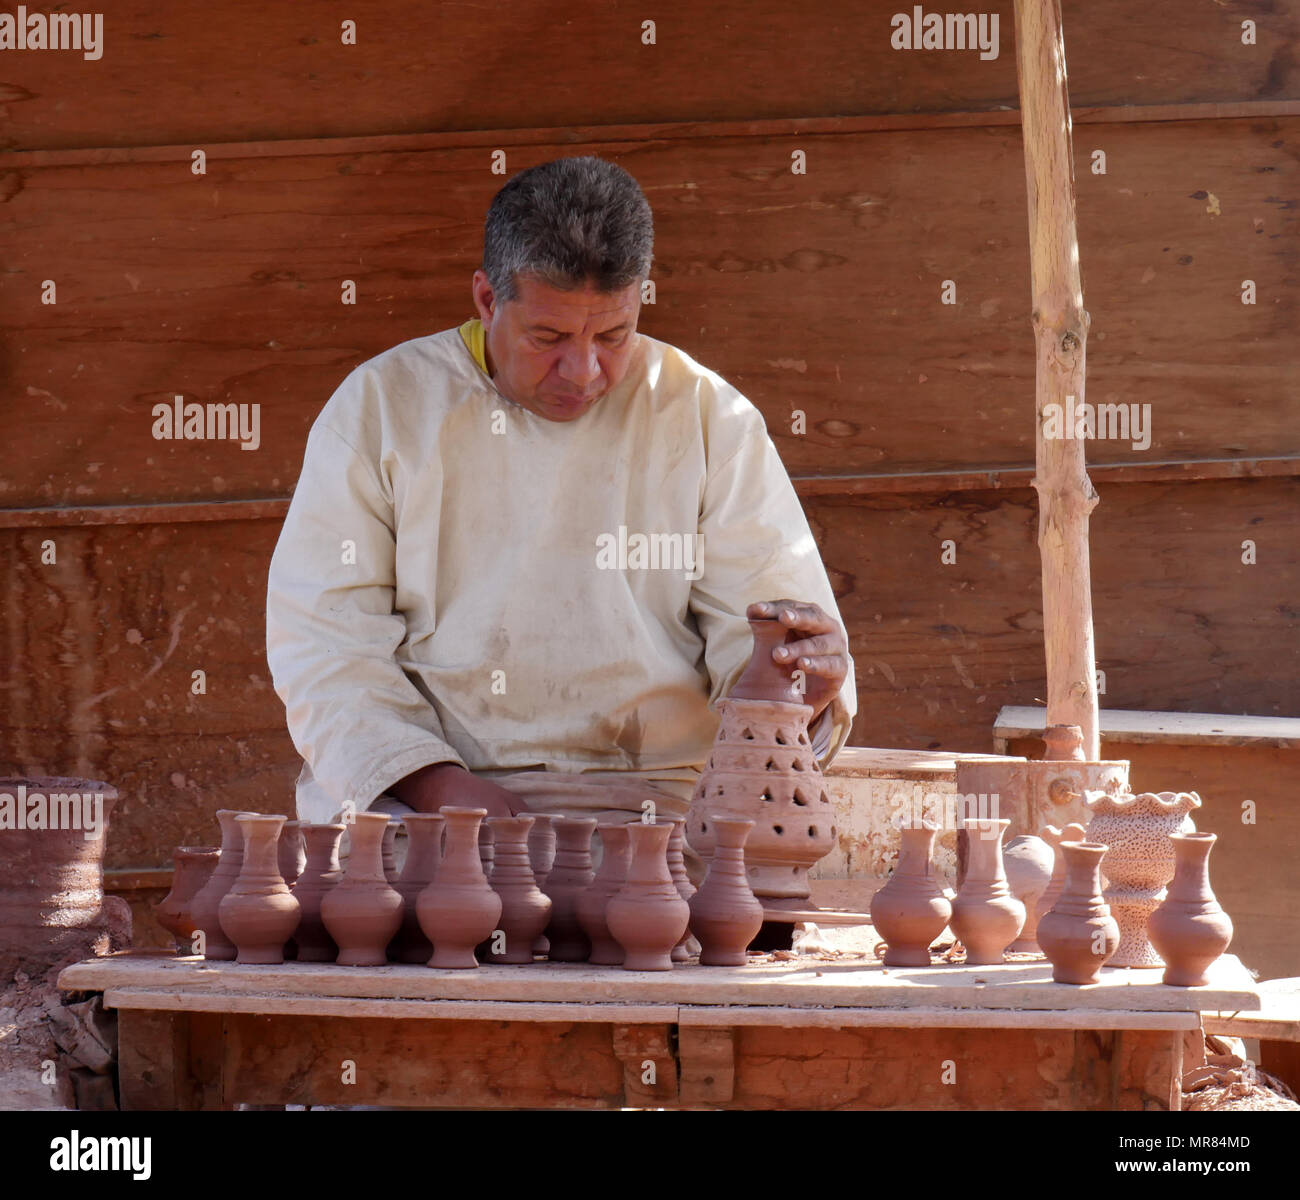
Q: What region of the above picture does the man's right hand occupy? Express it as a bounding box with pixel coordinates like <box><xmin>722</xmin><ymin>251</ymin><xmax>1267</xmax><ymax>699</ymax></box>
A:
<box><xmin>390</xmin><ymin>762</ymin><xmax>525</xmax><ymax>818</ymax></box>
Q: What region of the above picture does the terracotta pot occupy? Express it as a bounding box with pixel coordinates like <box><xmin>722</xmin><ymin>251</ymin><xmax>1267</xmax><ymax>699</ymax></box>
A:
<box><xmin>219</xmin><ymin>815</ymin><xmax>302</xmax><ymax>964</ymax></box>
<box><xmin>1003</xmin><ymin>834</ymin><xmax>1054</xmax><ymax>953</ymax></box>
<box><xmin>277</xmin><ymin>820</ymin><xmax>306</xmax><ymax>887</ymax></box>
<box><xmin>389</xmin><ymin>814</ymin><xmax>443</xmax><ymax>963</ymax></box>
<box><xmin>528</xmin><ymin>814</ymin><xmax>560</xmax><ymax>956</ymax></box>
<box><xmin>728</xmin><ymin>617</ymin><xmax>806</xmax><ymax>705</ymax></box>
<box><xmin>1042</xmin><ymin>724</ymin><xmax>1086</xmax><ymax>761</ymax></box>
<box><xmin>320</xmin><ymin>812</ymin><xmax>404</xmax><ymax>965</ymax></box>
<box><xmin>869</xmin><ymin>822</ymin><xmax>952</xmax><ymax>967</ymax></box>
<box><xmin>478</xmin><ymin>822</ymin><xmax>495</xmax><ymax>882</ymax></box>
<box><xmin>483</xmin><ymin>815</ymin><xmax>550</xmax><ymax>963</ymax></box>
<box><xmin>1034</xmin><ymin>822</ymin><xmax>1089</xmax><ymax>930</ymax></box>
<box><xmin>577</xmin><ymin>823</ymin><xmax>633</xmax><ymax>965</ymax></box>
<box><xmin>190</xmin><ymin>808</ymin><xmax>256</xmax><ymax>961</ymax></box>
<box><xmin>607</xmin><ymin>821</ymin><xmax>690</xmax><ymax>971</ymax></box>
<box><xmin>1037</xmin><ymin>841</ymin><xmax>1120</xmax><ymax>984</ymax></box>
<box><xmin>417</xmin><ymin>807</ymin><xmax>502</xmax><ymax>969</ymax></box>
<box><xmin>292</xmin><ymin>823</ymin><xmax>345</xmax><ymax>962</ymax></box>
<box><xmin>689</xmin><ymin>818</ymin><xmax>764</xmax><ymax>965</ymax></box>
<box><xmin>1148</xmin><ymin>832</ymin><xmax>1233</xmax><ymax>987</ymax></box>
<box><xmin>154</xmin><ymin>847</ymin><xmax>218</xmax><ymax>953</ymax></box>
<box><xmin>381</xmin><ymin>818</ymin><xmax>400</xmax><ymax>883</ymax></box>
<box><xmin>667</xmin><ymin>819</ymin><xmax>700</xmax><ymax>961</ymax></box>
<box><xmin>542</xmin><ymin>817</ymin><xmax>597</xmax><ymax>962</ymax></box>
<box><xmin>1085</xmin><ymin>790</ymin><xmax>1199</xmax><ymax>967</ymax></box>
<box><xmin>950</xmin><ymin>819</ymin><xmax>1025</xmax><ymax>965</ymax></box>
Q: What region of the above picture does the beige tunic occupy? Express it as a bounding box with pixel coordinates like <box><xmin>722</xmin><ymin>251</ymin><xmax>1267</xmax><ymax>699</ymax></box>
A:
<box><xmin>266</xmin><ymin>324</ymin><xmax>857</xmax><ymax>829</ymax></box>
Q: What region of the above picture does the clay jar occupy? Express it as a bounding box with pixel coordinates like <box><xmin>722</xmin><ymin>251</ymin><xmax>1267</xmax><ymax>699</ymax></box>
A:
<box><xmin>542</xmin><ymin>817</ymin><xmax>597</xmax><ymax>962</ymax></box>
<box><xmin>485</xmin><ymin>815</ymin><xmax>550</xmax><ymax>964</ymax></box>
<box><xmin>219</xmin><ymin>815</ymin><xmax>302</xmax><ymax>964</ymax></box>
<box><xmin>667</xmin><ymin>819</ymin><xmax>700</xmax><ymax>962</ymax></box>
<box><xmin>293</xmin><ymin>823</ymin><xmax>345</xmax><ymax>962</ymax></box>
<box><xmin>1147</xmin><ymin>832</ymin><xmax>1233</xmax><ymax>987</ymax></box>
<box><xmin>1034</xmin><ymin>822</ymin><xmax>1088</xmax><ymax>930</ymax></box>
<box><xmin>154</xmin><ymin>847</ymin><xmax>218</xmax><ymax>953</ymax></box>
<box><xmin>389</xmin><ymin>814</ymin><xmax>443</xmax><ymax>964</ymax></box>
<box><xmin>577</xmin><ymin>823</ymin><xmax>633</xmax><ymax>965</ymax></box>
<box><xmin>320</xmin><ymin>812</ymin><xmax>404</xmax><ymax>966</ymax></box>
<box><xmin>189</xmin><ymin>809</ymin><xmax>255</xmax><ymax>960</ymax></box>
<box><xmin>1003</xmin><ymin>835</ymin><xmax>1054</xmax><ymax>953</ymax></box>
<box><xmin>607</xmin><ymin>821</ymin><xmax>690</xmax><ymax>971</ymax></box>
<box><xmin>949</xmin><ymin>818</ymin><xmax>1025</xmax><ymax>965</ymax></box>
<box><xmin>1037</xmin><ymin>841</ymin><xmax>1120</xmax><ymax>984</ymax></box>
<box><xmin>417</xmin><ymin>807</ymin><xmax>502</xmax><ymax>969</ymax></box>
<box><xmin>278</xmin><ymin>820</ymin><xmax>306</xmax><ymax>887</ymax></box>
<box><xmin>689</xmin><ymin>818</ymin><xmax>764</xmax><ymax>965</ymax></box>
<box><xmin>528</xmin><ymin>814</ymin><xmax>560</xmax><ymax>956</ymax></box>
<box><xmin>869</xmin><ymin>822</ymin><xmax>952</xmax><ymax>967</ymax></box>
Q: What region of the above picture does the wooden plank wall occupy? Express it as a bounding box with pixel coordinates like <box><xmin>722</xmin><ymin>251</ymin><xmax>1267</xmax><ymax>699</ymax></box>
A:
<box><xmin>1</xmin><ymin>1</ymin><xmax>1296</xmax><ymax>871</ymax></box>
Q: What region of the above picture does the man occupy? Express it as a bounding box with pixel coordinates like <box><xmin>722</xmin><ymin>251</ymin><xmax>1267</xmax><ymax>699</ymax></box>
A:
<box><xmin>266</xmin><ymin>156</ymin><xmax>856</xmax><ymax>866</ymax></box>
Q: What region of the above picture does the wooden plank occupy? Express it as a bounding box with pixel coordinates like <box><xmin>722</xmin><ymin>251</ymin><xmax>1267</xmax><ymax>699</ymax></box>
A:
<box><xmin>677</xmin><ymin>1006</ymin><xmax>1198</xmax><ymax>1030</ymax></box>
<box><xmin>116</xmin><ymin>1009</ymin><xmax>182</xmax><ymax>1111</ymax></box>
<box><xmin>1207</xmin><ymin>979</ymin><xmax>1300</xmax><ymax>1042</ymax></box>
<box><xmin>60</xmin><ymin>951</ymin><xmax>1261</xmax><ymax>1012</ymax></box>
<box><xmin>3</xmin><ymin>2</ymin><xmax>1294</xmax><ymax>152</ymax></box>
<box><xmin>995</xmin><ymin>705</ymin><xmax>1300</xmax><ymax>748</ymax></box>
<box><xmin>678</xmin><ymin>1026</ymin><xmax>735</xmax><ymax>1104</ymax></box>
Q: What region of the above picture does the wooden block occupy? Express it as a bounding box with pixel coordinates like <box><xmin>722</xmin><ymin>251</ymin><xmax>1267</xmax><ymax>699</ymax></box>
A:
<box><xmin>611</xmin><ymin>1024</ymin><xmax>677</xmax><ymax>1107</ymax></box>
<box><xmin>678</xmin><ymin>1027</ymin><xmax>735</xmax><ymax>1105</ymax></box>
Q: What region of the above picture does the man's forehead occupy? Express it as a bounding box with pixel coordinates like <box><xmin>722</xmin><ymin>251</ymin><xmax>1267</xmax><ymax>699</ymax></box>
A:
<box><xmin>514</xmin><ymin>277</ymin><xmax>640</xmax><ymax>328</ymax></box>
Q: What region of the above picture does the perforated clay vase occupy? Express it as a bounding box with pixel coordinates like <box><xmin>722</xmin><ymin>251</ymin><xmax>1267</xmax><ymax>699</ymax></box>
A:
<box><xmin>576</xmin><ymin>822</ymin><xmax>633</xmax><ymax>966</ymax></box>
<box><xmin>949</xmin><ymin>818</ymin><xmax>1025</xmax><ymax>965</ymax></box>
<box><xmin>292</xmin><ymin>823</ymin><xmax>345</xmax><ymax>962</ymax></box>
<box><xmin>320</xmin><ymin>812</ymin><xmax>404</xmax><ymax>966</ymax></box>
<box><xmin>389</xmin><ymin>813</ymin><xmax>443</xmax><ymax>963</ymax></box>
<box><xmin>607</xmin><ymin>821</ymin><xmax>690</xmax><ymax>971</ymax></box>
<box><xmin>154</xmin><ymin>847</ymin><xmax>218</xmax><ymax>954</ymax></box>
<box><xmin>417</xmin><ymin>807</ymin><xmax>502</xmax><ymax>969</ymax></box>
<box><xmin>189</xmin><ymin>809</ymin><xmax>255</xmax><ymax>961</ymax></box>
<box><xmin>486</xmin><ymin>815</ymin><xmax>550</xmax><ymax>964</ymax></box>
<box><xmin>688</xmin><ymin>818</ymin><xmax>764</xmax><ymax>965</ymax></box>
<box><xmin>219</xmin><ymin>814</ymin><xmax>301</xmax><ymax>964</ymax></box>
<box><xmin>1037</xmin><ymin>840</ymin><xmax>1120</xmax><ymax>984</ymax></box>
<box><xmin>869</xmin><ymin>821</ymin><xmax>952</xmax><ymax>967</ymax></box>
<box><xmin>1085</xmin><ymin>790</ymin><xmax>1199</xmax><ymax>967</ymax></box>
<box><xmin>542</xmin><ymin>817</ymin><xmax>597</xmax><ymax>962</ymax></box>
<box><xmin>1147</xmin><ymin>832</ymin><xmax>1233</xmax><ymax>987</ymax></box>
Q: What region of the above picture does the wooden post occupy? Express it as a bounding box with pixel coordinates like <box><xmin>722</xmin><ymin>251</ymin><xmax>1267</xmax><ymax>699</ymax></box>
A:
<box><xmin>1013</xmin><ymin>0</ymin><xmax>1100</xmax><ymax>760</ymax></box>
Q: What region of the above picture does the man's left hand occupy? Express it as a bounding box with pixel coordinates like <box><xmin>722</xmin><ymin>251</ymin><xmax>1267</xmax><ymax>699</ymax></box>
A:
<box><xmin>747</xmin><ymin>599</ymin><xmax>850</xmax><ymax>721</ymax></box>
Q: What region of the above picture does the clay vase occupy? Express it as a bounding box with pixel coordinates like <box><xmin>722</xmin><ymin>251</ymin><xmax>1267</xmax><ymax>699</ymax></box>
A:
<box><xmin>381</xmin><ymin>818</ymin><xmax>400</xmax><ymax>883</ymax></box>
<box><xmin>1148</xmin><ymin>832</ymin><xmax>1233</xmax><ymax>987</ymax></box>
<box><xmin>320</xmin><ymin>812</ymin><xmax>404</xmax><ymax>966</ymax></box>
<box><xmin>1042</xmin><ymin>724</ymin><xmax>1086</xmax><ymax>761</ymax></box>
<box><xmin>388</xmin><ymin>814</ymin><xmax>443</xmax><ymax>963</ymax></box>
<box><xmin>189</xmin><ymin>809</ymin><xmax>255</xmax><ymax>960</ymax></box>
<box><xmin>869</xmin><ymin>822</ymin><xmax>952</xmax><ymax>967</ymax></box>
<box><xmin>728</xmin><ymin>617</ymin><xmax>806</xmax><ymax>705</ymax></box>
<box><xmin>154</xmin><ymin>847</ymin><xmax>218</xmax><ymax>953</ymax></box>
<box><xmin>1034</xmin><ymin>822</ymin><xmax>1089</xmax><ymax>931</ymax></box>
<box><xmin>689</xmin><ymin>818</ymin><xmax>764</xmax><ymax>965</ymax></box>
<box><xmin>607</xmin><ymin>821</ymin><xmax>690</xmax><ymax>971</ymax></box>
<box><xmin>277</xmin><ymin>820</ymin><xmax>306</xmax><ymax>887</ymax></box>
<box><xmin>528</xmin><ymin>814</ymin><xmax>559</xmax><ymax>956</ymax></box>
<box><xmin>219</xmin><ymin>815</ymin><xmax>302</xmax><ymax>964</ymax></box>
<box><xmin>667</xmin><ymin>819</ymin><xmax>700</xmax><ymax>962</ymax></box>
<box><xmin>1037</xmin><ymin>841</ymin><xmax>1120</xmax><ymax>984</ymax></box>
<box><xmin>577</xmin><ymin>823</ymin><xmax>633</xmax><ymax>965</ymax></box>
<box><xmin>542</xmin><ymin>817</ymin><xmax>597</xmax><ymax>962</ymax></box>
<box><xmin>949</xmin><ymin>819</ymin><xmax>1025</xmax><ymax>965</ymax></box>
<box><xmin>1003</xmin><ymin>835</ymin><xmax>1055</xmax><ymax>953</ymax></box>
<box><xmin>1085</xmin><ymin>790</ymin><xmax>1200</xmax><ymax>967</ymax></box>
<box><xmin>478</xmin><ymin>823</ymin><xmax>495</xmax><ymax>881</ymax></box>
<box><xmin>416</xmin><ymin>807</ymin><xmax>502</xmax><ymax>968</ymax></box>
<box><xmin>292</xmin><ymin>823</ymin><xmax>345</xmax><ymax>962</ymax></box>
<box><xmin>483</xmin><ymin>815</ymin><xmax>550</xmax><ymax>964</ymax></box>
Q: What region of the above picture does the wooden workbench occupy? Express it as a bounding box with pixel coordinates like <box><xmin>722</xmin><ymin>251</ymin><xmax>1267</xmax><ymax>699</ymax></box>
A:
<box><xmin>59</xmin><ymin>951</ymin><xmax>1260</xmax><ymax>1111</ymax></box>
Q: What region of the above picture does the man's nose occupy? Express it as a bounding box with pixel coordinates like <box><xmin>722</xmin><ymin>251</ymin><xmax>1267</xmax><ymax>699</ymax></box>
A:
<box><xmin>558</xmin><ymin>341</ymin><xmax>601</xmax><ymax>388</ymax></box>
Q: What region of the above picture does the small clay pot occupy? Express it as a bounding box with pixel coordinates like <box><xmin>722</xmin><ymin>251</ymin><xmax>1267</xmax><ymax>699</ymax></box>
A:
<box><xmin>607</xmin><ymin>822</ymin><xmax>690</xmax><ymax>971</ymax></box>
<box><xmin>949</xmin><ymin>818</ymin><xmax>1025</xmax><ymax>965</ymax></box>
<box><xmin>1034</xmin><ymin>823</ymin><xmax>1089</xmax><ymax>930</ymax></box>
<box><xmin>576</xmin><ymin>823</ymin><xmax>633</xmax><ymax>965</ymax></box>
<box><xmin>689</xmin><ymin>818</ymin><xmax>764</xmax><ymax>965</ymax></box>
<box><xmin>189</xmin><ymin>809</ymin><xmax>256</xmax><ymax>960</ymax></box>
<box><xmin>292</xmin><ymin>823</ymin><xmax>345</xmax><ymax>962</ymax></box>
<box><xmin>1147</xmin><ymin>832</ymin><xmax>1233</xmax><ymax>987</ymax></box>
<box><xmin>219</xmin><ymin>815</ymin><xmax>302</xmax><ymax>964</ymax></box>
<box><xmin>485</xmin><ymin>815</ymin><xmax>550</xmax><ymax>963</ymax></box>
<box><xmin>320</xmin><ymin>813</ymin><xmax>404</xmax><ymax>966</ymax></box>
<box><xmin>417</xmin><ymin>807</ymin><xmax>502</xmax><ymax>969</ymax></box>
<box><xmin>1037</xmin><ymin>841</ymin><xmax>1120</xmax><ymax>984</ymax></box>
<box><xmin>666</xmin><ymin>819</ymin><xmax>700</xmax><ymax>961</ymax></box>
<box><xmin>870</xmin><ymin>822</ymin><xmax>952</xmax><ymax>967</ymax></box>
<box><xmin>277</xmin><ymin>820</ymin><xmax>306</xmax><ymax>887</ymax></box>
<box><xmin>542</xmin><ymin>817</ymin><xmax>597</xmax><ymax>962</ymax></box>
<box><xmin>389</xmin><ymin>814</ymin><xmax>443</xmax><ymax>963</ymax></box>
<box><xmin>1042</xmin><ymin>724</ymin><xmax>1086</xmax><ymax>762</ymax></box>
<box><xmin>154</xmin><ymin>847</ymin><xmax>218</xmax><ymax>953</ymax></box>
<box><xmin>1003</xmin><ymin>834</ymin><xmax>1054</xmax><ymax>953</ymax></box>
<box><xmin>528</xmin><ymin>814</ymin><xmax>560</xmax><ymax>956</ymax></box>
<box><xmin>381</xmin><ymin>818</ymin><xmax>400</xmax><ymax>883</ymax></box>
<box><xmin>728</xmin><ymin>617</ymin><xmax>808</xmax><ymax>706</ymax></box>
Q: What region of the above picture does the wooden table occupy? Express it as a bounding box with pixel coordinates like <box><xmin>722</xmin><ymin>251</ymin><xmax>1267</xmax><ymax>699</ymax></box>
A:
<box><xmin>59</xmin><ymin>951</ymin><xmax>1259</xmax><ymax>1111</ymax></box>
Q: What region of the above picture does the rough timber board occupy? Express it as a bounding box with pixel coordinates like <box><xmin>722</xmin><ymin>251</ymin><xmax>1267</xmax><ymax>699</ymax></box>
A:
<box><xmin>60</xmin><ymin>952</ymin><xmax>1258</xmax><ymax>1013</ymax></box>
<box><xmin>994</xmin><ymin>706</ymin><xmax>1300</xmax><ymax>749</ymax></box>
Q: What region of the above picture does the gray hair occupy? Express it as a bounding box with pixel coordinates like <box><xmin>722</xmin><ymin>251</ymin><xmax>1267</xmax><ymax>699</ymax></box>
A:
<box><xmin>482</xmin><ymin>156</ymin><xmax>654</xmax><ymax>303</ymax></box>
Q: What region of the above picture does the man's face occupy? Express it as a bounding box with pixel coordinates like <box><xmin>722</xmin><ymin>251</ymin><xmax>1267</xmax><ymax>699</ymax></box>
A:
<box><xmin>471</xmin><ymin>271</ymin><xmax>643</xmax><ymax>422</ymax></box>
